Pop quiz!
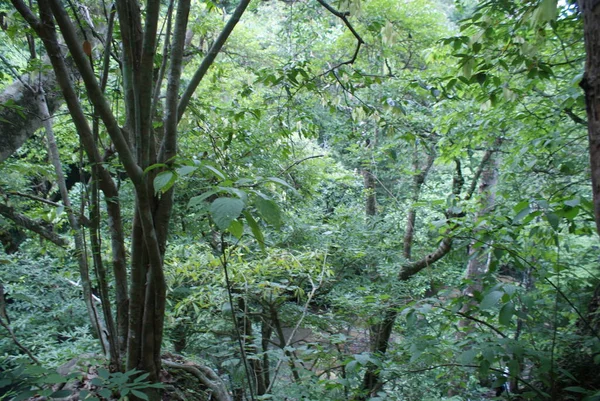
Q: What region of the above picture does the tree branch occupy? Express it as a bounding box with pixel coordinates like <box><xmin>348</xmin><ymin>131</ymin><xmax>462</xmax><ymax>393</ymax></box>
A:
<box><xmin>177</xmin><ymin>0</ymin><xmax>251</xmax><ymax>120</ymax></box>
<box><xmin>315</xmin><ymin>0</ymin><xmax>364</xmax><ymax>71</ymax></box>
<box><xmin>0</xmin><ymin>202</ymin><xmax>68</xmax><ymax>247</ymax></box>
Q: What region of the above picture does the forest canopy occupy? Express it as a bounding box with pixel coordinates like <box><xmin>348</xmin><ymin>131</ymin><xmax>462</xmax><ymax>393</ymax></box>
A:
<box><xmin>0</xmin><ymin>0</ymin><xmax>599</xmax><ymax>400</ymax></box>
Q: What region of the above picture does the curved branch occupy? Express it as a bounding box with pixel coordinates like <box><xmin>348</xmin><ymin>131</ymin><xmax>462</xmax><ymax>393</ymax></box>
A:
<box><xmin>315</xmin><ymin>0</ymin><xmax>364</xmax><ymax>71</ymax></box>
<box><xmin>163</xmin><ymin>360</ymin><xmax>232</xmax><ymax>401</ymax></box>
<box><xmin>398</xmin><ymin>236</ymin><xmax>452</xmax><ymax>280</ymax></box>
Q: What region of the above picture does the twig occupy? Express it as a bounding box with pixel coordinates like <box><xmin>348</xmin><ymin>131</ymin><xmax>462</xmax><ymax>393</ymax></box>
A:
<box><xmin>315</xmin><ymin>0</ymin><xmax>364</xmax><ymax>72</ymax></box>
<box><xmin>280</xmin><ymin>155</ymin><xmax>324</xmax><ymax>174</ymax></box>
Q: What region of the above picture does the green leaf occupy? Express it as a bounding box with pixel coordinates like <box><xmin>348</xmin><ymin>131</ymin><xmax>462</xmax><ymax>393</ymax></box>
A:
<box><xmin>98</xmin><ymin>388</ymin><xmax>112</xmax><ymax>398</ymax></box>
<box><xmin>43</xmin><ymin>373</ymin><xmax>68</xmax><ymax>384</ymax></box>
<box><xmin>545</xmin><ymin>212</ymin><xmax>560</xmax><ymax>231</ymax></box>
<box><xmin>244</xmin><ymin>211</ymin><xmax>265</xmax><ymax>251</ymax></box>
<box><xmin>229</xmin><ymin>219</ymin><xmax>244</xmax><ymax>239</ymax></box>
<box><xmin>533</xmin><ymin>0</ymin><xmax>557</xmax><ymax>24</ymax></box>
<box><xmin>121</xmin><ymin>388</ymin><xmax>130</xmax><ymax>396</ymax></box>
<box><xmin>480</xmin><ymin>290</ymin><xmax>503</xmax><ymax>309</ymax></box>
<box><xmin>266</xmin><ymin>176</ymin><xmax>297</xmax><ymax>193</ymax></box>
<box><xmin>153</xmin><ymin>171</ymin><xmax>176</xmax><ymax>194</ymax></box>
<box><xmin>14</xmin><ymin>391</ymin><xmax>38</xmax><ymax>401</ymax></box>
<box><xmin>188</xmin><ymin>190</ymin><xmax>217</xmax><ymax>208</ymax></box>
<box><xmin>143</xmin><ymin>163</ymin><xmax>167</xmax><ymax>174</ymax></box>
<box><xmin>210</xmin><ymin>198</ymin><xmax>245</xmax><ymax>230</ymax></box>
<box><xmin>513</xmin><ymin>203</ymin><xmax>531</xmax><ymax>223</ymax></box>
<box><xmin>255</xmin><ymin>197</ymin><xmax>282</xmax><ymax>228</ymax></box>
<box><xmin>176</xmin><ymin>165</ymin><xmax>197</xmax><ymax>176</ymax></box>
<box><xmin>564</xmin><ymin>386</ymin><xmax>589</xmax><ymax>394</ymax></box>
<box><xmin>499</xmin><ymin>302</ymin><xmax>514</xmax><ymax>326</ymax></box>
<box><xmin>97</xmin><ymin>368</ymin><xmax>110</xmax><ymax>380</ymax></box>
<box><xmin>131</xmin><ymin>389</ymin><xmax>150</xmax><ymax>400</ymax></box>
<box><xmin>355</xmin><ymin>353</ymin><xmax>371</xmax><ymax>365</ymax></box>
<box><xmin>133</xmin><ymin>372</ymin><xmax>150</xmax><ymax>383</ymax></box>
<box><xmin>564</xmin><ymin>198</ymin><xmax>580</xmax><ymax>207</ymax></box>
<box><xmin>219</xmin><ymin>186</ymin><xmax>248</xmax><ymax>202</ymax></box>
<box><xmin>202</xmin><ymin>164</ymin><xmax>226</xmax><ymax>180</ymax></box>
<box><xmin>90</xmin><ymin>377</ymin><xmax>104</xmax><ymax>386</ymax></box>
<box><xmin>459</xmin><ymin>349</ymin><xmax>477</xmax><ymax>364</ymax></box>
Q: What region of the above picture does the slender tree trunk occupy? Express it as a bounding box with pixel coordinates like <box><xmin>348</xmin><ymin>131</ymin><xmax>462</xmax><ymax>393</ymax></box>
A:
<box><xmin>37</xmin><ymin>88</ymin><xmax>112</xmax><ymax>357</ymax></box>
<box><xmin>458</xmin><ymin>148</ymin><xmax>499</xmax><ymax>333</ymax></box>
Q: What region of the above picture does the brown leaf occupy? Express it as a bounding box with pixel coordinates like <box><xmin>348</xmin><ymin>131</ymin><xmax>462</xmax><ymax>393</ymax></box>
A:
<box><xmin>83</xmin><ymin>41</ymin><xmax>92</xmax><ymax>56</ymax></box>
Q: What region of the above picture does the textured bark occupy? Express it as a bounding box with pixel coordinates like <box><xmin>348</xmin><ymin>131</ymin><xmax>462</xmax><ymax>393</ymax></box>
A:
<box><xmin>0</xmin><ymin>202</ymin><xmax>67</xmax><ymax>247</ymax></box>
<box><xmin>11</xmin><ymin>0</ymin><xmax>249</xmax><ymax>395</ymax></box>
<box><xmin>580</xmin><ymin>0</ymin><xmax>600</xmax><ymax>237</ymax></box>
<box><xmin>0</xmin><ymin>71</ymin><xmax>62</xmax><ymax>163</ymax></box>
<box><xmin>580</xmin><ymin>0</ymin><xmax>600</xmax><ymax>341</ymax></box>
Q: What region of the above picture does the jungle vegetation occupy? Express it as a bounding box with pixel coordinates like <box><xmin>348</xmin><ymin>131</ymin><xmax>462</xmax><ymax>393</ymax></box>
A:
<box><xmin>0</xmin><ymin>0</ymin><xmax>599</xmax><ymax>399</ymax></box>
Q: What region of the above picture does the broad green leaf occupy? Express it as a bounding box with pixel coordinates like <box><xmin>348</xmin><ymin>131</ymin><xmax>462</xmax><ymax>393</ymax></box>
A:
<box><xmin>176</xmin><ymin>165</ymin><xmax>197</xmax><ymax>176</ymax></box>
<box><xmin>188</xmin><ymin>190</ymin><xmax>217</xmax><ymax>208</ymax></box>
<box><xmin>480</xmin><ymin>290</ymin><xmax>503</xmax><ymax>309</ymax></box>
<box><xmin>244</xmin><ymin>211</ymin><xmax>265</xmax><ymax>251</ymax></box>
<box><xmin>98</xmin><ymin>389</ymin><xmax>112</xmax><ymax>398</ymax></box>
<box><xmin>153</xmin><ymin>171</ymin><xmax>176</xmax><ymax>194</ymax></box>
<box><xmin>229</xmin><ymin>219</ymin><xmax>244</xmax><ymax>239</ymax></box>
<box><xmin>210</xmin><ymin>198</ymin><xmax>245</xmax><ymax>230</ymax></box>
<box><xmin>255</xmin><ymin>197</ymin><xmax>282</xmax><ymax>228</ymax></box>
<box><xmin>533</xmin><ymin>0</ymin><xmax>557</xmax><ymax>24</ymax></box>
<box><xmin>499</xmin><ymin>302</ymin><xmax>514</xmax><ymax>326</ymax></box>
<box><xmin>564</xmin><ymin>198</ymin><xmax>580</xmax><ymax>207</ymax></box>
<box><xmin>355</xmin><ymin>353</ymin><xmax>371</xmax><ymax>365</ymax></box>
<box><xmin>97</xmin><ymin>368</ymin><xmax>110</xmax><ymax>379</ymax></box>
<box><xmin>564</xmin><ymin>386</ymin><xmax>589</xmax><ymax>394</ymax></box>
<box><xmin>90</xmin><ymin>377</ymin><xmax>104</xmax><ymax>386</ymax></box>
<box><xmin>545</xmin><ymin>212</ymin><xmax>559</xmax><ymax>231</ymax></box>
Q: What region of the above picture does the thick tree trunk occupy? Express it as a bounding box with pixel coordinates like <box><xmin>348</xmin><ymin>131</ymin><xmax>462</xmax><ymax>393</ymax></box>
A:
<box><xmin>579</xmin><ymin>0</ymin><xmax>600</xmax><ymax>344</ymax></box>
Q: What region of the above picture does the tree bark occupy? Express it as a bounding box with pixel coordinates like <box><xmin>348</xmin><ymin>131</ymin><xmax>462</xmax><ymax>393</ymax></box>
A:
<box><xmin>0</xmin><ymin>71</ymin><xmax>62</xmax><ymax>163</ymax></box>
<box><xmin>579</xmin><ymin>0</ymin><xmax>600</xmax><ymax>343</ymax></box>
<box><xmin>458</xmin><ymin>147</ymin><xmax>500</xmax><ymax>332</ymax></box>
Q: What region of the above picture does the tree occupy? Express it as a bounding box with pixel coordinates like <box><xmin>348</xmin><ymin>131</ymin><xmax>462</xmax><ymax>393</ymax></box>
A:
<box><xmin>7</xmin><ymin>0</ymin><xmax>250</xmax><ymax>395</ymax></box>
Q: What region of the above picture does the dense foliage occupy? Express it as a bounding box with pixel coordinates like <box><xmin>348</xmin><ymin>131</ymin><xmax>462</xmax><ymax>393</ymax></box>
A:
<box><xmin>0</xmin><ymin>0</ymin><xmax>599</xmax><ymax>400</ymax></box>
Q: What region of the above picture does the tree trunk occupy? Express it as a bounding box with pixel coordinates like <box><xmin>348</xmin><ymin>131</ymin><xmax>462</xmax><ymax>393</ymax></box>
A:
<box><xmin>580</xmin><ymin>0</ymin><xmax>600</xmax><ymax>339</ymax></box>
<box><xmin>458</xmin><ymin>147</ymin><xmax>499</xmax><ymax>333</ymax></box>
